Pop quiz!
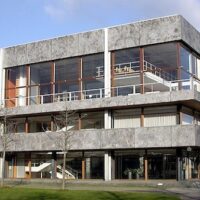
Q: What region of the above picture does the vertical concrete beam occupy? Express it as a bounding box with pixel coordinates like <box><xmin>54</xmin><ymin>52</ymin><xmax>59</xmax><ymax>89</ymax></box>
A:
<box><xmin>104</xmin><ymin>110</ymin><xmax>112</xmax><ymax>129</ymax></box>
<box><xmin>82</xmin><ymin>151</ymin><xmax>85</xmax><ymax>179</ymax></box>
<box><xmin>144</xmin><ymin>150</ymin><xmax>148</xmax><ymax>181</ymax></box>
<box><xmin>51</xmin><ymin>152</ymin><xmax>57</xmax><ymax>179</ymax></box>
<box><xmin>0</xmin><ymin>48</ymin><xmax>5</xmax><ymax>104</ymax></box>
<box><xmin>104</xmin><ymin>28</ymin><xmax>111</xmax><ymax>98</ymax></box>
<box><xmin>104</xmin><ymin>151</ymin><xmax>111</xmax><ymax>181</ymax></box>
<box><xmin>140</xmin><ymin>48</ymin><xmax>144</xmax><ymax>94</ymax></box>
<box><xmin>0</xmin><ymin>157</ymin><xmax>2</xmax><ymax>178</ymax></box>
<box><xmin>85</xmin><ymin>158</ymin><xmax>91</xmax><ymax>179</ymax></box>
<box><xmin>176</xmin><ymin>148</ymin><xmax>183</xmax><ymax>181</ymax></box>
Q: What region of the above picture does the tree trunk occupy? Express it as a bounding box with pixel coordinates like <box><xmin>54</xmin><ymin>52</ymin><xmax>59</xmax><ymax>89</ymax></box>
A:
<box><xmin>1</xmin><ymin>150</ymin><xmax>5</xmax><ymax>187</ymax></box>
<box><xmin>62</xmin><ymin>151</ymin><xmax>66</xmax><ymax>190</ymax></box>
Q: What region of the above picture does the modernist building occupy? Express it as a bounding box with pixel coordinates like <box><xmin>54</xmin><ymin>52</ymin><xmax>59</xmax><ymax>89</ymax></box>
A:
<box><xmin>0</xmin><ymin>15</ymin><xmax>200</xmax><ymax>181</ymax></box>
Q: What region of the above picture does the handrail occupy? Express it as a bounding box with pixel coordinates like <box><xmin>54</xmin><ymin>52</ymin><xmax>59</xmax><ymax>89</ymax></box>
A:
<box><xmin>1</xmin><ymin>77</ymin><xmax>198</xmax><ymax>108</ymax></box>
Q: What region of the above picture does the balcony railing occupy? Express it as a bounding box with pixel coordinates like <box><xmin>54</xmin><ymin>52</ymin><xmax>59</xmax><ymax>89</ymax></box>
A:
<box><xmin>2</xmin><ymin>78</ymin><xmax>200</xmax><ymax>108</ymax></box>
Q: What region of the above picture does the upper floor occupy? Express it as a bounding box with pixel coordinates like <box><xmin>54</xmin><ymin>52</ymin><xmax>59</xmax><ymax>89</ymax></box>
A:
<box><xmin>0</xmin><ymin>15</ymin><xmax>200</xmax><ymax>110</ymax></box>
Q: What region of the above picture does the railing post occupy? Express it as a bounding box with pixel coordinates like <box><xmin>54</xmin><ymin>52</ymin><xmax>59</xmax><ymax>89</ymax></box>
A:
<box><xmin>100</xmin><ymin>89</ymin><xmax>102</xmax><ymax>98</ymax></box>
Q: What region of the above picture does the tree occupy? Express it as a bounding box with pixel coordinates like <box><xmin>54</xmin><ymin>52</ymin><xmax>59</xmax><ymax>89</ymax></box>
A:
<box><xmin>0</xmin><ymin>108</ymin><xmax>15</xmax><ymax>187</ymax></box>
<box><xmin>52</xmin><ymin>106</ymin><xmax>78</xmax><ymax>190</ymax></box>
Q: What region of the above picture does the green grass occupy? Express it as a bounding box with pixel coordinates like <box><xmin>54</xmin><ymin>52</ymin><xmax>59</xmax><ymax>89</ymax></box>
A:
<box><xmin>0</xmin><ymin>188</ymin><xmax>180</xmax><ymax>200</ymax></box>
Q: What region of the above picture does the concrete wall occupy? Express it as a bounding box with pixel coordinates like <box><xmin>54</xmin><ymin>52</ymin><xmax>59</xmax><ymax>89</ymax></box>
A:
<box><xmin>2</xmin><ymin>30</ymin><xmax>104</xmax><ymax>68</ymax></box>
<box><xmin>0</xmin><ymin>90</ymin><xmax>198</xmax><ymax>117</ymax></box>
<box><xmin>108</xmin><ymin>15</ymin><xmax>182</xmax><ymax>51</ymax></box>
<box><xmin>181</xmin><ymin>17</ymin><xmax>200</xmax><ymax>54</ymax></box>
<box><xmin>2</xmin><ymin>15</ymin><xmax>200</xmax><ymax>68</ymax></box>
<box><xmin>0</xmin><ymin>125</ymin><xmax>199</xmax><ymax>152</ymax></box>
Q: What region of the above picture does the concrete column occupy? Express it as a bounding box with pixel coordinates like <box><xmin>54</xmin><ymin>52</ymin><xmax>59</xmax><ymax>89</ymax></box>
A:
<box><xmin>51</xmin><ymin>152</ymin><xmax>57</xmax><ymax>179</ymax></box>
<box><xmin>0</xmin><ymin>48</ymin><xmax>5</xmax><ymax>103</ymax></box>
<box><xmin>85</xmin><ymin>158</ymin><xmax>91</xmax><ymax>179</ymax></box>
<box><xmin>111</xmin><ymin>151</ymin><xmax>115</xmax><ymax>180</ymax></box>
<box><xmin>104</xmin><ymin>110</ymin><xmax>112</xmax><ymax>129</ymax></box>
<box><xmin>82</xmin><ymin>151</ymin><xmax>85</xmax><ymax>179</ymax></box>
<box><xmin>0</xmin><ymin>157</ymin><xmax>2</xmax><ymax>178</ymax></box>
<box><xmin>104</xmin><ymin>151</ymin><xmax>111</xmax><ymax>181</ymax></box>
<box><xmin>144</xmin><ymin>150</ymin><xmax>148</xmax><ymax>181</ymax></box>
<box><xmin>176</xmin><ymin>149</ymin><xmax>183</xmax><ymax>181</ymax></box>
<box><xmin>104</xmin><ymin>28</ymin><xmax>111</xmax><ymax>98</ymax></box>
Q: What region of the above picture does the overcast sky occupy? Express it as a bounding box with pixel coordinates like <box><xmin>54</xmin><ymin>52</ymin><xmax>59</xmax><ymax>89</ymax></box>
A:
<box><xmin>0</xmin><ymin>0</ymin><xmax>200</xmax><ymax>48</ymax></box>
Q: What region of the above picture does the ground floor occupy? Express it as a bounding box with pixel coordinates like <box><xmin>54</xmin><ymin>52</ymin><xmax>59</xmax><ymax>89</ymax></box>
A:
<box><xmin>1</xmin><ymin>148</ymin><xmax>200</xmax><ymax>181</ymax></box>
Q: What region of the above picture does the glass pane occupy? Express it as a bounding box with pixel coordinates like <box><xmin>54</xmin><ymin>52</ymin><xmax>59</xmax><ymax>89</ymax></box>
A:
<box><xmin>82</xmin><ymin>54</ymin><xmax>104</xmax><ymax>79</ymax></box>
<box><xmin>81</xmin><ymin>112</ymin><xmax>104</xmax><ymax>129</ymax></box>
<box><xmin>30</xmin><ymin>62</ymin><xmax>51</xmax><ymax>85</ymax></box>
<box><xmin>180</xmin><ymin>47</ymin><xmax>190</xmax><ymax>80</ymax></box>
<box><xmin>55</xmin><ymin>58</ymin><xmax>79</xmax><ymax>82</ymax></box>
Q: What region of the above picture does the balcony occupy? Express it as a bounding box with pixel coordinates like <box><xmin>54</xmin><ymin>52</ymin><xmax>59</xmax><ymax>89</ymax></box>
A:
<box><xmin>1</xmin><ymin>125</ymin><xmax>199</xmax><ymax>152</ymax></box>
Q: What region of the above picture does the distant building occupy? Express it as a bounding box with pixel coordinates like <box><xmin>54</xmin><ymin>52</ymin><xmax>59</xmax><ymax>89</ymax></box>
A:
<box><xmin>0</xmin><ymin>15</ymin><xmax>200</xmax><ymax>181</ymax></box>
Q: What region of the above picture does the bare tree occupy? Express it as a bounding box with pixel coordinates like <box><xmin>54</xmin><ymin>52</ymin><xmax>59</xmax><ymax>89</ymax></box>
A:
<box><xmin>53</xmin><ymin>106</ymin><xmax>78</xmax><ymax>190</ymax></box>
<box><xmin>0</xmin><ymin>108</ymin><xmax>15</xmax><ymax>187</ymax></box>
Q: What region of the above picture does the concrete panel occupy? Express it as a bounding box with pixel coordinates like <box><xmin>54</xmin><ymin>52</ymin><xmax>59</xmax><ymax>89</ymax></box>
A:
<box><xmin>195</xmin><ymin>126</ymin><xmax>200</xmax><ymax>146</ymax></box>
<box><xmin>27</xmin><ymin>40</ymin><xmax>52</xmax><ymax>64</ymax></box>
<box><xmin>15</xmin><ymin>45</ymin><xmax>27</xmax><ymax>66</ymax></box>
<box><xmin>181</xmin><ymin>17</ymin><xmax>200</xmax><ymax>54</ymax></box>
<box><xmin>2</xmin><ymin>47</ymin><xmax>16</xmax><ymax>67</ymax></box>
<box><xmin>108</xmin><ymin>15</ymin><xmax>182</xmax><ymax>51</ymax></box>
<box><xmin>108</xmin><ymin>23</ymin><xmax>140</xmax><ymax>51</ymax></box>
<box><xmin>1</xmin><ymin>125</ymin><xmax>198</xmax><ymax>152</ymax></box>
<box><xmin>135</xmin><ymin>126</ymin><xmax>172</xmax><ymax>148</ymax></box>
<box><xmin>139</xmin><ymin>15</ymin><xmax>181</xmax><ymax>47</ymax></box>
<box><xmin>51</xmin><ymin>34</ymin><xmax>79</xmax><ymax>60</ymax></box>
<box><xmin>0</xmin><ymin>90</ymin><xmax>197</xmax><ymax>117</ymax></box>
<box><xmin>171</xmin><ymin>125</ymin><xmax>196</xmax><ymax>147</ymax></box>
<box><xmin>78</xmin><ymin>30</ymin><xmax>104</xmax><ymax>55</ymax></box>
<box><xmin>101</xmin><ymin>129</ymin><xmax>135</xmax><ymax>149</ymax></box>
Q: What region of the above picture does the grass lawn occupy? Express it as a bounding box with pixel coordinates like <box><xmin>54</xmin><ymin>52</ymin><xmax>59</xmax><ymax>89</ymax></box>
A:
<box><xmin>0</xmin><ymin>188</ymin><xmax>180</xmax><ymax>200</ymax></box>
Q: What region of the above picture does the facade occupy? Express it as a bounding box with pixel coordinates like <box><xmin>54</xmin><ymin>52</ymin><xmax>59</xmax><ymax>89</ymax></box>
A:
<box><xmin>0</xmin><ymin>15</ymin><xmax>200</xmax><ymax>181</ymax></box>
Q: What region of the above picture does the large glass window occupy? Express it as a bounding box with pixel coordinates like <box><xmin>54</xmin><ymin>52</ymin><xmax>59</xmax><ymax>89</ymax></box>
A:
<box><xmin>113</xmin><ymin>109</ymin><xmax>141</xmax><ymax>128</ymax></box>
<box><xmin>144</xmin><ymin>106</ymin><xmax>177</xmax><ymax>127</ymax></box>
<box><xmin>182</xmin><ymin>107</ymin><xmax>193</xmax><ymax>125</ymax></box>
<box><xmin>144</xmin><ymin>43</ymin><xmax>177</xmax><ymax>81</ymax></box>
<box><xmin>81</xmin><ymin>112</ymin><xmax>104</xmax><ymax>129</ymax></box>
<box><xmin>29</xmin><ymin>116</ymin><xmax>51</xmax><ymax>133</ymax></box>
<box><xmin>5</xmin><ymin>66</ymin><xmax>26</xmax><ymax>107</ymax></box>
<box><xmin>112</xmin><ymin>48</ymin><xmax>140</xmax><ymax>95</ymax></box>
<box><xmin>180</xmin><ymin>47</ymin><xmax>190</xmax><ymax>80</ymax></box>
<box><xmin>82</xmin><ymin>54</ymin><xmax>104</xmax><ymax>99</ymax></box>
<box><xmin>55</xmin><ymin>58</ymin><xmax>79</xmax><ymax>95</ymax></box>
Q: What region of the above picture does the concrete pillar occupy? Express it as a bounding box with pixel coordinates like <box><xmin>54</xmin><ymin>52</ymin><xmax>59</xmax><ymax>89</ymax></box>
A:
<box><xmin>85</xmin><ymin>158</ymin><xmax>91</xmax><ymax>179</ymax></box>
<box><xmin>104</xmin><ymin>151</ymin><xmax>111</xmax><ymax>181</ymax></box>
<box><xmin>0</xmin><ymin>157</ymin><xmax>2</xmax><ymax>178</ymax></box>
<box><xmin>104</xmin><ymin>28</ymin><xmax>111</xmax><ymax>98</ymax></box>
<box><xmin>176</xmin><ymin>149</ymin><xmax>183</xmax><ymax>181</ymax></box>
<box><xmin>0</xmin><ymin>48</ymin><xmax>5</xmax><ymax>104</ymax></box>
<box><xmin>51</xmin><ymin>152</ymin><xmax>57</xmax><ymax>179</ymax></box>
<box><xmin>82</xmin><ymin>151</ymin><xmax>85</xmax><ymax>179</ymax></box>
<box><xmin>104</xmin><ymin>110</ymin><xmax>111</xmax><ymax>129</ymax></box>
<box><xmin>144</xmin><ymin>150</ymin><xmax>148</xmax><ymax>181</ymax></box>
<box><xmin>111</xmin><ymin>151</ymin><xmax>115</xmax><ymax>180</ymax></box>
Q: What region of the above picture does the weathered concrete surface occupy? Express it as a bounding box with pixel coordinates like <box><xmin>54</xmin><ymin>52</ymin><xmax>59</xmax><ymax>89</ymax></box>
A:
<box><xmin>181</xmin><ymin>17</ymin><xmax>200</xmax><ymax>55</ymax></box>
<box><xmin>0</xmin><ymin>90</ymin><xmax>199</xmax><ymax>117</ymax></box>
<box><xmin>3</xmin><ymin>30</ymin><xmax>104</xmax><ymax>68</ymax></box>
<box><xmin>108</xmin><ymin>15</ymin><xmax>182</xmax><ymax>51</ymax></box>
<box><xmin>2</xmin><ymin>15</ymin><xmax>200</xmax><ymax>68</ymax></box>
<box><xmin>0</xmin><ymin>125</ymin><xmax>199</xmax><ymax>152</ymax></box>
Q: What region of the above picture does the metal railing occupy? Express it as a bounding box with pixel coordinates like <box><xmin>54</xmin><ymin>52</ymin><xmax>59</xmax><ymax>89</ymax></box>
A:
<box><xmin>2</xmin><ymin>78</ymin><xmax>199</xmax><ymax>108</ymax></box>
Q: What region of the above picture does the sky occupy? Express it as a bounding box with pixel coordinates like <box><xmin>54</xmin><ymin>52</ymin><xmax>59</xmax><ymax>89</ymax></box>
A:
<box><xmin>0</xmin><ymin>0</ymin><xmax>200</xmax><ymax>48</ymax></box>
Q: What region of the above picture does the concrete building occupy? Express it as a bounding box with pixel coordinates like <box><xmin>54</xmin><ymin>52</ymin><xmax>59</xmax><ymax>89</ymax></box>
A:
<box><xmin>0</xmin><ymin>15</ymin><xmax>200</xmax><ymax>181</ymax></box>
